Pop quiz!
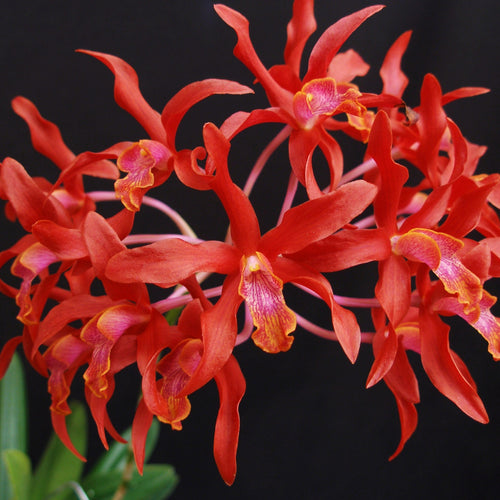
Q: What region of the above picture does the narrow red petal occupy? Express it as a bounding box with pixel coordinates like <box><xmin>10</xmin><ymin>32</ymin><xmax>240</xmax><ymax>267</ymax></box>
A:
<box><xmin>11</xmin><ymin>96</ymin><xmax>75</xmax><ymax>169</ymax></box>
<box><xmin>77</xmin><ymin>50</ymin><xmax>165</xmax><ymax>142</ymax></box>
<box><xmin>213</xmin><ymin>355</ymin><xmax>246</xmax><ymax>486</ymax></box>
<box><xmin>283</xmin><ymin>0</ymin><xmax>316</xmax><ymax>77</ymax></box>
<box><xmin>305</xmin><ymin>5</ymin><xmax>384</xmax><ymax>81</ymax></box>
<box><xmin>419</xmin><ymin>309</ymin><xmax>488</xmax><ymax>423</ymax></box>
<box><xmin>379</xmin><ymin>31</ymin><xmax>412</xmax><ymax>99</ymax></box>
<box><xmin>161</xmin><ymin>79</ymin><xmax>253</xmax><ymax>150</ymax></box>
<box><xmin>214</xmin><ymin>4</ymin><xmax>294</xmax><ymax>115</ymax></box>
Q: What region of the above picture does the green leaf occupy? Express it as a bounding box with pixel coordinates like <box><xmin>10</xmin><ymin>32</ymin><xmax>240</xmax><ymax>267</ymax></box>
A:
<box><xmin>164</xmin><ymin>306</ymin><xmax>183</xmax><ymax>326</ymax></box>
<box><xmin>30</xmin><ymin>400</ymin><xmax>88</xmax><ymax>500</ymax></box>
<box><xmin>82</xmin><ymin>464</ymin><xmax>178</xmax><ymax>500</ymax></box>
<box><xmin>0</xmin><ymin>352</ymin><xmax>28</xmax><ymax>500</ymax></box>
<box><xmin>86</xmin><ymin>417</ymin><xmax>160</xmax><ymax>480</ymax></box>
<box><xmin>1</xmin><ymin>449</ymin><xmax>32</xmax><ymax>500</ymax></box>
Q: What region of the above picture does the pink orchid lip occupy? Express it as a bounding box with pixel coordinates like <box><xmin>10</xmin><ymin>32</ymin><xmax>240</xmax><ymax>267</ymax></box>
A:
<box><xmin>293</xmin><ymin>77</ymin><xmax>363</xmax><ymax>129</ymax></box>
<box><xmin>115</xmin><ymin>139</ymin><xmax>171</xmax><ymax>211</ymax></box>
<box><xmin>238</xmin><ymin>252</ymin><xmax>296</xmax><ymax>353</ymax></box>
<box><xmin>81</xmin><ymin>305</ymin><xmax>150</xmax><ymax>398</ymax></box>
<box><xmin>393</xmin><ymin>229</ymin><xmax>483</xmax><ymax>317</ymax></box>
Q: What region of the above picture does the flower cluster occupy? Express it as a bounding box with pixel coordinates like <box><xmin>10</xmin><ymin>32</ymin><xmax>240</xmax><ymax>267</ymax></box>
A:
<box><xmin>0</xmin><ymin>0</ymin><xmax>498</xmax><ymax>486</ymax></box>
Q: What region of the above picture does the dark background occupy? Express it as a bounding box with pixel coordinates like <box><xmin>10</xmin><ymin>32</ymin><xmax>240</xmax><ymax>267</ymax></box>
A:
<box><xmin>0</xmin><ymin>1</ymin><xmax>499</xmax><ymax>499</ymax></box>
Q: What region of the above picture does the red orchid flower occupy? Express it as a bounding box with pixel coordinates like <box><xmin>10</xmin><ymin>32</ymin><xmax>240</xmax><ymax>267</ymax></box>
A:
<box><xmin>106</xmin><ymin>123</ymin><xmax>377</xmax><ymax>384</ymax></box>
<box><xmin>55</xmin><ymin>50</ymin><xmax>254</xmax><ymax>208</ymax></box>
<box><xmin>24</xmin><ymin>211</ymin><xmax>162</xmax><ymax>458</ymax></box>
<box><xmin>214</xmin><ymin>1</ymin><xmax>400</xmax><ymax>197</ymax></box>
<box><xmin>287</xmin><ymin>110</ymin><xmax>497</xmax><ymax>456</ymax></box>
<box><xmin>132</xmin><ymin>297</ymin><xmax>246</xmax><ymax>486</ymax></box>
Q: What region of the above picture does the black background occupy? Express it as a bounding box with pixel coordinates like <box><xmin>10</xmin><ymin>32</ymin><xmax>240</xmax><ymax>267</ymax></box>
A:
<box><xmin>0</xmin><ymin>1</ymin><xmax>499</xmax><ymax>499</ymax></box>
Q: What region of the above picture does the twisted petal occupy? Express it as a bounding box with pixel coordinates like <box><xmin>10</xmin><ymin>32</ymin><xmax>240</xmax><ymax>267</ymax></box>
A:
<box><xmin>419</xmin><ymin>308</ymin><xmax>488</xmax><ymax>423</ymax></box>
<box><xmin>77</xmin><ymin>50</ymin><xmax>165</xmax><ymax>142</ymax></box>
<box><xmin>11</xmin><ymin>96</ymin><xmax>74</xmax><ymax>169</ymax></box>
<box><xmin>150</xmin><ymin>339</ymin><xmax>203</xmax><ymax>430</ymax></box>
<box><xmin>11</xmin><ymin>243</ymin><xmax>59</xmax><ymax>324</ymax></box>
<box><xmin>45</xmin><ymin>334</ymin><xmax>90</xmax><ymax>415</ymax></box>
<box><xmin>161</xmin><ymin>79</ymin><xmax>253</xmax><ymax>151</ymax></box>
<box><xmin>214</xmin><ymin>4</ymin><xmax>294</xmax><ymax>114</ymax></box>
<box><xmin>368</xmin><ymin>111</ymin><xmax>409</xmax><ymax>233</ymax></box>
<box><xmin>379</xmin><ymin>31</ymin><xmax>411</xmax><ymax>99</ymax></box>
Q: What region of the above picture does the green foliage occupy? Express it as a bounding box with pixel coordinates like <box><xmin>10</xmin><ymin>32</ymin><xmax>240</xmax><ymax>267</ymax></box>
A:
<box><xmin>0</xmin><ymin>353</ymin><xmax>28</xmax><ymax>500</ymax></box>
<box><xmin>29</xmin><ymin>401</ymin><xmax>87</xmax><ymax>500</ymax></box>
<box><xmin>0</xmin><ymin>352</ymin><xmax>178</xmax><ymax>500</ymax></box>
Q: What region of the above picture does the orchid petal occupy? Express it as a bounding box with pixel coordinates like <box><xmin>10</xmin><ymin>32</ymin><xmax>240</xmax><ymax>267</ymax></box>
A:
<box><xmin>45</xmin><ymin>334</ymin><xmax>89</xmax><ymax>415</ymax></box>
<box><xmin>1</xmin><ymin>158</ymin><xmax>71</xmax><ymax>231</ymax></box>
<box><xmin>32</xmin><ymin>221</ymin><xmax>88</xmax><ymax>260</ymax></box>
<box><xmin>415</xmin><ymin>74</ymin><xmax>447</xmax><ymax>186</ymax></box>
<box><xmin>293</xmin><ymin>78</ymin><xmax>364</xmax><ymax>130</ymax></box>
<box><xmin>51</xmin><ymin>412</ymin><xmax>87</xmax><ymax>462</ymax></box>
<box><xmin>213</xmin><ymin>355</ymin><xmax>246</xmax><ymax>486</ymax></box>
<box><xmin>366</xmin><ymin>325</ymin><xmax>398</xmax><ymax>388</ymax></box>
<box><xmin>214</xmin><ymin>4</ymin><xmax>294</xmax><ymax>115</ymax></box>
<box><xmin>77</xmin><ymin>50</ymin><xmax>165</xmax><ymax>142</ymax></box>
<box><xmin>379</xmin><ymin>31</ymin><xmax>411</xmax><ymax>99</ymax></box>
<box><xmin>106</xmin><ymin>238</ymin><xmax>240</xmax><ymax>287</ymax></box>
<box><xmin>368</xmin><ymin>111</ymin><xmax>409</xmax><ymax>233</ymax></box>
<box><xmin>328</xmin><ymin>49</ymin><xmax>370</xmax><ymax>82</ymax></box>
<box><xmin>55</xmin><ymin>145</ymin><xmax>126</xmax><ymax>187</ymax></box>
<box><xmin>34</xmin><ymin>295</ymin><xmax>116</xmax><ymax>353</ymax></box>
<box><xmin>288</xmin><ymin>228</ymin><xmax>391</xmax><ymax>272</ymax></box>
<box><xmin>181</xmin><ymin>273</ymin><xmax>242</xmax><ymax>395</ymax></box>
<box><xmin>152</xmin><ymin>339</ymin><xmax>203</xmax><ymax>430</ymax></box>
<box><xmin>83</xmin><ymin>211</ymin><xmax>147</xmax><ymax>302</ymax></box>
<box><xmin>419</xmin><ymin>309</ymin><xmax>488</xmax><ymax>423</ymax></box>
<box><xmin>161</xmin><ymin>79</ymin><xmax>253</xmax><ymax>151</ymax></box>
<box><xmin>304</xmin><ymin>5</ymin><xmax>384</xmax><ymax>81</ymax></box>
<box><xmin>11</xmin><ymin>243</ymin><xmax>59</xmax><ymax>324</ymax></box>
<box><xmin>0</xmin><ymin>337</ymin><xmax>23</xmax><ymax>379</ymax></box>
<box><xmin>273</xmin><ymin>257</ymin><xmax>360</xmax><ymax>363</ymax></box>
<box><xmin>204</xmin><ymin>122</ymin><xmax>261</xmax><ymax>253</ymax></box>
<box><xmin>85</xmin><ymin>376</ymin><xmax>128</xmax><ymax>449</ymax></box>
<box><xmin>441</xmin><ymin>86</ymin><xmax>490</xmax><ymax>106</ymax></box>
<box><xmin>375</xmin><ymin>254</ymin><xmax>412</xmax><ymax>327</ymax></box>
<box><xmin>283</xmin><ymin>0</ymin><xmax>316</xmax><ymax>77</ymax></box>
<box><xmin>11</xmin><ymin>96</ymin><xmax>74</xmax><ymax>169</ymax></box>
<box><xmin>131</xmin><ymin>398</ymin><xmax>154</xmax><ymax>474</ymax></box>
<box><xmin>439</xmin><ymin>175</ymin><xmax>499</xmax><ymax>238</ymax></box>
<box><xmin>260</xmin><ymin>180</ymin><xmax>377</xmax><ymax>258</ymax></box>
<box><xmin>436</xmin><ymin>291</ymin><xmax>500</xmax><ymax>361</ymax></box>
